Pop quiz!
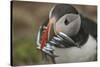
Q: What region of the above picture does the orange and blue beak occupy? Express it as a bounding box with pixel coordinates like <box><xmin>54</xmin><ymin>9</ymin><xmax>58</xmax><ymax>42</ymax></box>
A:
<box><xmin>40</xmin><ymin>17</ymin><xmax>56</xmax><ymax>49</ymax></box>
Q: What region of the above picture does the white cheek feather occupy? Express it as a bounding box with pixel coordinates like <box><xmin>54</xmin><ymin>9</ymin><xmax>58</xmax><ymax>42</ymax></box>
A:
<box><xmin>54</xmin><ymin>35</ymin><xmax>97</xmax><ymax>63</ymax></box>
<box><xmin>55</xmin><ymin>14</ymin><xmax>81</xmax><ymax>36</ymax></box>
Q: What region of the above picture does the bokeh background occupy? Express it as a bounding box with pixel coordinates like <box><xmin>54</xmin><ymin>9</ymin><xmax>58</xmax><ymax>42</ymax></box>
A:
<box><xmin>11</xmin><ymin>1</ymin><xmax>97</xmax><ymax>66</ymax></box>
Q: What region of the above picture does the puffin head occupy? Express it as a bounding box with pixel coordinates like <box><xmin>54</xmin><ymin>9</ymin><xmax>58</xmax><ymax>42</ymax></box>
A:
<box><xmin>49</xmin><ymin>4</ymin><xmax>81</xmax><ymax>37</ymax></box>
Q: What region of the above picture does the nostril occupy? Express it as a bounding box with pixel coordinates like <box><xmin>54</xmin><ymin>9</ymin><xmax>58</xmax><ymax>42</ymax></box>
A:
<box><xmin>64</xmin><ymin>19</ymin><xmax>69</xmax><ymax>25</ymax></box>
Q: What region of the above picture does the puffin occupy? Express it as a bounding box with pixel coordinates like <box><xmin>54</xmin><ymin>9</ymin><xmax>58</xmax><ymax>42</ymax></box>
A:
<box><xmin>36</xmin><ymin>4</ymin><xmax>97</xmax><ymax>63</ymax></box>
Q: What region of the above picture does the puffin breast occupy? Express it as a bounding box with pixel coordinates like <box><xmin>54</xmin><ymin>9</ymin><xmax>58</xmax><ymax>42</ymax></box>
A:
<box><xmin>54</xmin><ymin>35</ymin><xmax>97</xmax><ymax>63</ymax></box>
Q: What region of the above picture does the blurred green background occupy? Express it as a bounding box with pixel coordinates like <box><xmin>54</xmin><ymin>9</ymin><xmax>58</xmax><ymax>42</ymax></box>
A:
<box><xmin>12</xmin><ymin>1</ymin><xmax>97</xmax><ymax>66</ymax></box>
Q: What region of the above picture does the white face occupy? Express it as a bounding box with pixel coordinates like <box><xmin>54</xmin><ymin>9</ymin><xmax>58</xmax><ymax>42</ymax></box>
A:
<box><xmin>54</xmin><ymin>14</ymin><xmax>81</xmax><ymax>37</ymax></box>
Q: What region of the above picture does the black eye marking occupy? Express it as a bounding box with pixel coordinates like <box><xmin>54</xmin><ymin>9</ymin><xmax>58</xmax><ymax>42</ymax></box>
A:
<box><xmin>64</xmin><ymin>19</ymin><xmax>69</xmax><ymax>25</ymax></box>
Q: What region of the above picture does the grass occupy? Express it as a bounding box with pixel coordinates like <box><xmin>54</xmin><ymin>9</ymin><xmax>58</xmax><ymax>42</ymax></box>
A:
<box><xmin>12</xmin><ymin>37</ymin><xmax>42</xmax><ymax>66</ymax></box>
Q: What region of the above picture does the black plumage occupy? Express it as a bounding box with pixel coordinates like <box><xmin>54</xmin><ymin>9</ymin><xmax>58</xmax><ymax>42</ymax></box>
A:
<box><xmin>51</xmin><ymin>4</ymin><xmax>78</xmax><ymax>21</ymax></box>
<box><xmin>80</xmin><ymin>15</ymin><xmax>97</xmax><ymax>39</ymax></box>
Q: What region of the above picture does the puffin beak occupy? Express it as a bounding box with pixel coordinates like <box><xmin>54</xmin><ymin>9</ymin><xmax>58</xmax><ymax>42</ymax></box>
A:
<box><xmin>40</xmin><ymin>17</ymin><xmax>56</xmax><ymax>49</ymax></box>
<box><xmin>48</xmin><ymin>17</ymin><xmax>56</xmax><ymax>39</ymax></box>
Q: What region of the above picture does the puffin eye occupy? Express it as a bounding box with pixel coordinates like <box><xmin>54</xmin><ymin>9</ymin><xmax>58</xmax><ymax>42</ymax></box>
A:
<box><xmin>64</xmin><ymin>19</ymin><xmax>69</xmax><ymax>25</ymax></box>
